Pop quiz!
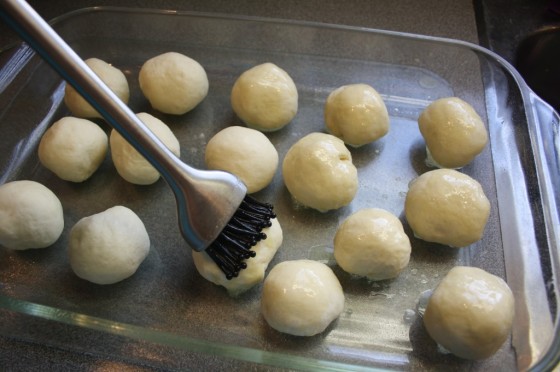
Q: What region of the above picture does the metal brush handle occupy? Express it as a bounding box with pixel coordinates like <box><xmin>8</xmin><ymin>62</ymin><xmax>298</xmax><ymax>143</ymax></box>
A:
<box><xmin>0</xmin><ymin>0</ymin><xmax>247</xmax><ymax>251</ymax></box>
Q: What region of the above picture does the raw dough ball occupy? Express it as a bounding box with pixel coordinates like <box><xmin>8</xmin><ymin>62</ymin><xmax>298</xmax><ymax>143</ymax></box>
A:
<box><xmin>334</xmin><ymin>208</ymin><xmax>411</xmax><ymax>280</ymax></box>
<box><xmin>0</xmin><ymin>180</ymin><xmax>64</xmax><ymax>250</ymax></box>
<box><xmin>64</xmin><ymin>58</ymin><xmax>130</xmax><ymax>119</ymax></box>
<box><xmin>205</xmin><ymin>126</ymin><xmax>278</xmax><ymax>193</ymax></box>
<box><xmin>193</xmin><ymin>218</ymin><xmax>283</xmax><ymax>296</ymax></box>
<box><xmin>110</xmin><ymin>112</ymin><xmax>180</xmax><ymax>185</ymax></box>
<box><xmin>423</xmin><ymin>266</ymin><xmax>515</xmax><ymax>360</ymax></box>
<box><xmin>418</xmin><ymin>97</ymin><xmax>488</xmax><ymax>169</ymax></box>
<box><xmin>261</xmin><ymin>260</ymin><xmax>345</xmax><ymax>336</ymax></box>
<box><xmin>38</xmin><ymin>117</ymin><xmax>108</xmax><ymax>182</ymax></box>
<box><xmin>405</xmin><ymin>169</ymin><xmax>490</xmax><ymax>247</ymax></box>
<box><xmin>282</xmin><ymin>132</ymin><xmax>358</xmax><ymax>212</ymax></box>
<box><xmin>231</xmin><ymin>62</ymin><xmax>298</xmax><ymax>131</ymax></box>
<box><xmin>324</xmin><ymin>83</ymin><xmax>389</xmax><ymax>147</ymax></box>
<box><xmin>139</xmin><ymin>52</ymin><xmax>209</xmax><ymax>115</ymax></box>
<box><xmin>68</xmin><ymin>205</ymin><xmax>150</xmax><ymax>285</ymax></box>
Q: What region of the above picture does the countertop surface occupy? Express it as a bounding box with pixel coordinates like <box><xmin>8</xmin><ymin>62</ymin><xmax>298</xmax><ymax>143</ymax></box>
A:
<box><xmin>0</xmin><ymin>0</ymin><xmax>557</xmax><ymax>370</ymax></box>
<box><xmin>1</xmin><ymin>0</ymin><xmax>483</xmax><ymax>48</ymax></box>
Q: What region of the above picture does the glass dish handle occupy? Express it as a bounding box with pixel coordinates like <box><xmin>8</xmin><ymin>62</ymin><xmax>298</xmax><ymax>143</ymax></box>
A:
<box><xmin>528</xmin><ymin>90</ymin><xmax>560</xmax><ymax>372</ymax></box>
<box><xmin>529</xmin><ymin>91</ymin><xmax>560</xmax><ymax>234</ymax></box>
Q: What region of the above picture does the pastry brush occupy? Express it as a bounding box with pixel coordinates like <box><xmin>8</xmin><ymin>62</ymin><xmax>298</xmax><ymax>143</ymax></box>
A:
<box><xmin>0</xmin><ymin>0</ymin><xmax>275</xmax><ymax>279</ymax></box>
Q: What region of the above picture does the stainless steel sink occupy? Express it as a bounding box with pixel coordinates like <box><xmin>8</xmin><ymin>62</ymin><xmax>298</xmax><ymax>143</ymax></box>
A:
<box><xmin>515</xmin><ymin>26</ymin><xmax>560</xmax><ymax>112</ymax></box>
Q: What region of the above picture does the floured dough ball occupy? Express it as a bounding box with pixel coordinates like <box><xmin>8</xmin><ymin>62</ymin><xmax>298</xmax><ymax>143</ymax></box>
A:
<box><xmin>231</xmin><ymin>62</ymin><xmax>298</xmax><ymax>131</ymax></box>
<box><xmin>205</xmin><ymin>126</ymin><xmax>278</xmax><ymax>193</ymax></box>
<box><xmin>68</xmin><ymin>205</ymin><xmax>150</xmax><ymax>285</ymax></box>
<box><xmin>38</xmin><ymin>117</ymin><xmax>108</xmax><ymax>182</ymax></box>
<box><xmin>0</xmin><ymin>180</ymin><xmax>64</xmax><ymax>250</ymax></box>
<box><xmin>110</xmin><ymin>112</ymin><xmax>180</xmax><ymax>185</ymax></box>
<box><xmin>282</xmin><ymin>132</ymin><xmax>358</xmax><ymax>212</ymax></box>
<box><xmin>405</xmin><ymin>169</ymin><xmax>490</xmax><ymax>247</ymax></box>
<box><xmin>324</xmin><ymin>83</ymin><xmax>389</xmax><ymax>147</ymax></box>
<box><xmin>423</xmin><ymin>266</ymin><xmax>515</xmax><ymax>360</ymax></box>
<box><xmin>64</xmin><ymin>58</ymin><xmax>129</xmax><ymax>119</ymax></box>
<box><xmin>418</xmin><ymin>97</ymin><xmax>488</xmax><ymax>169</ymax></box>
<box><xmin>261</xmin><ymin>260</ymin><xmax>345</xmax><ymax>336</ymax></box>
<box><xmin>139</xmin><ymin>52</ymin><xmax>208</xmax><ymax>115</ymax></box>
<box><xmin>334</xmin><ymin>208</ymin><xmax>411</xmax><ymax>280</ymax></box>
<box><xmin>193</xmin><ymin>218</ymin><xmax>283</xmax><ymax>296</ymax></box>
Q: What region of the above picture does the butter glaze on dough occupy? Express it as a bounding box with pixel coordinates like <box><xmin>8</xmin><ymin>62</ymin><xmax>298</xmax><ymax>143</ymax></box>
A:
<box><xmin>261</xmin><ymin>259</ymin><xmax>345</xmax><ymax>336</ymax></box>
<box><xmin>423</xmin><ymin>266</ymin><xmax>515</xmax><ymax>360</ymax></box>
<box><xmin>282</xmin><ymin>132</ymin><xmax>358</xmax><ymax>212</ymax></box>
<box><xmin>193</xmin><ymin>218</ymin><xmax>283</xmax><ymax>296</ymax></box>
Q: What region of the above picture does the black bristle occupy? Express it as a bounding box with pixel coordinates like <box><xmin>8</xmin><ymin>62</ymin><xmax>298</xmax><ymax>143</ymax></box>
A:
<box><xmin>205</xmin><ymin>195</ymin><xmax>274</xmax><ymax>280</ymax></box>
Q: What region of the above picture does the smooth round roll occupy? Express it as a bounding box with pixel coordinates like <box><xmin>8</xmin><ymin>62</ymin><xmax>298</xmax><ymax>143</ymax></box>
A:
<box><xmin>205</xmin><ymin>126</ymin><xmax>278</xmax><ymax>193</ymax></box>
<box><xmin>38</xmin><ymin>117</ymin><xmax>108</xmax><ymax>182</ymax></box>
<box><xmin>282</xmin><ymin>132</ymin><xmax>358</xmax><ymax>212</ymax></box>
<box><xmin>231</xmin><ymin>62</ymin><xmax>298</xmax><ymax>131</ymax></box>
<box><xmin>193</xmin><ymin>218</ymin><xmax>283</xmax><ymax>296</ymax></box>
<box><xmin>110</xmin><ymin>112</ymin><xmax>180</xmax><ymax>185</ymax></box>
<box><xmin>334</xmin><ymin>208</ymin><xmax>411</xmax><ymax>280</ymax></box>
<box><xmin>261</xmin><ymin>259</ymin><xmax>345</xmax><ymax>336</ymax></box>
<box><xmin>405</xmin><ymin>169</ymin><xmax>490</xmax><ymax>247</ymax></box>
<box><xmin>423</xmin><ymin>266</ymin><xmax>515</xmax><ymax>360</ymax></box>
<box><xmin>68</xmin><ymin>205</ymin><xmax>150</xmax><ymax>284</ymax></box>
<box><xmin>418</xmin><ymin>97</ymin><xmax>488</xmax><ymax>169</ymax></box>
<box><xmin>0</xmin><ymin>180</ymin><xmax>64</xmax><ymax>250</ymax></box>
<box><xmin>139</xmin><ymin>52</ymin><xmax>209</xmax><ymax>115</ymax></box>
<box><xmin>324</xmin><ymin>83</ymin><xmax>389</xmax><ymax>147</ymax></box>
<box><xmin>64</xmin><ymin>58</ymin><xmax>129</xmax><ymax>119</ymax></box>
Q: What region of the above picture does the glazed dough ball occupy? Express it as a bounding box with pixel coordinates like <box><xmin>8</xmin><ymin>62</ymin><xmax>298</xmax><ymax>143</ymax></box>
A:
<box><xmin>324</xmin><ymin>83</ymin><xmax>389</xmax><ymax>147</ymax></box>
<box><xmin>261</xmin><ymin>260</ymin><xmax>345</xmax><ymax>336</ymax></box>
<box><xmin>418</xmin><ymin>97</ymin><xmax>488</xmax><ymax>169</ymax></box>
<box><xmin>38</xmin><ymin>117</ymin><xmax>108</xmax><ymax>182</ymax></box>
<box><xmin>405</xmin><ymin>169</ymin><xmax>490</xmax><ymax>247</ymax></box>
<box><xmin>282</xmin><ymin>133</ymin><xmax>358</xmax><ymax>212</ymax></box>
<box><xmin>139</xmin><ymin>52</ymin><xmax>209</xmax><ymax>115</ymax></box>
<box><xmin>110</xmin><ymin>112</ymin><xmax>180</xmax><ymax>185</ymax></box>
<box><xmin>423</xmin><ymin>266</ymin><xmax>515</xmax><ymax>360</ymax></box>
<box><xmin>334</xmin><ymin>208</ymin><xmax>411</xmax><ymax>280</ymax></box>
<box><xmin>282</xmin><ymin>132</ymin><xmax>358</xmax><ymax>212</ymax></box>
<box><xmin>0</xmin><ymin>180</ymin><xmax>64</xmax><ymax>250</ymax></box>
<box><xmin>205</xmin><ymin>126</ymin><xmax>278</xmax><ymax>193</ymax></box>
<box><xmin>193</xmin><ymin>218</ymin><xmax>283</xmax><ymax>296</ymax></box>
<box><xmin>231</xmin><ymin>62</ymin><xmax>298</xmax><ymax>131</ymax></box>
<box><xmin>68</xmin><ymin>206</ymin><xmax>150</xmax><ymax>285</ymax></box>
<box><xmin>64</xmin><ymin>58</ymin><xmax>129</xmax><ymax>119</ymax></box>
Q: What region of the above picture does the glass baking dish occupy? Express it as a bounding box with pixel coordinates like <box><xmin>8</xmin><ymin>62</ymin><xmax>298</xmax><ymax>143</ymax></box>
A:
<box><xmin>0</xmin><ymin>7</ymin><xmax>559</xmax><ymax>371</ymax></box>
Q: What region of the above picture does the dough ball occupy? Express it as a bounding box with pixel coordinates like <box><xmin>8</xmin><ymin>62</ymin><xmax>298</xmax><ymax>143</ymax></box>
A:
<box><xmin>423</xmin><ymin>266</ymin><xmax>515</xmax><ymax>360</ymax></box>
<box><xmin>0</xmin><ymin>180</ymin><xmax>64</xmax><ymax>250</ymax></box>
<box><xmin>282</xmin><ymin>132</ymin><xmax>358</xmax><ymax>212</ymax></box>
<box><xmin>231</xmin><ymin>62</ymin><xmax>298</xmax><ymax>132</ymax></box>
<box><xmin>68</xmin><ymin>205</ymin><xmax>150</xmax><ymax>284</ymax></box>
<box><xmin>334</xmin><ymin>208</ymin><xmax>411</xmax><ymax>280</ymax></box>
<box><xmin>64</xmin><ymin>58</ymin><xmax>129</xmax><ymax>119</ymax></box>
<box><xmin>261</xmin><ymin>260</ymin><xmax>345</xmax><ymax>336</ymax></box>
<box><xmin>324</xmin><ymin>83</ymin><xmax>389</xmax><ymax>147</ymax></box>
<box><xmin>110</xmin><ymin>112</ymin><xmax>180</xmax><ymax>185</ymax></box>
<box><xmin>38</xmin><ymin>117</ymin><xmax>108</xmax><ymax>182</ymax></box>
<box><xmin>405</xmin><ymin>169</ymin><xmax>490</xmax><ymax>247</ymax></box>
<box><xmin>139</xmin><ymin>52</ymin><xmax>209</xmax><ymax>115</ymax></box>
<box><xmin>205</xmin><ymin>126</ymin><xmax>278</xmax><ymax>193</ymax></box>
<box><xmin>193</xmin><ymin>218</ymin><xmax>283</xmax><ymax>296</ymax></box>
<box><xmin>418</xmin><ymin>97</ymin><xmax>488</xmax><ymax>169</ymax></box>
